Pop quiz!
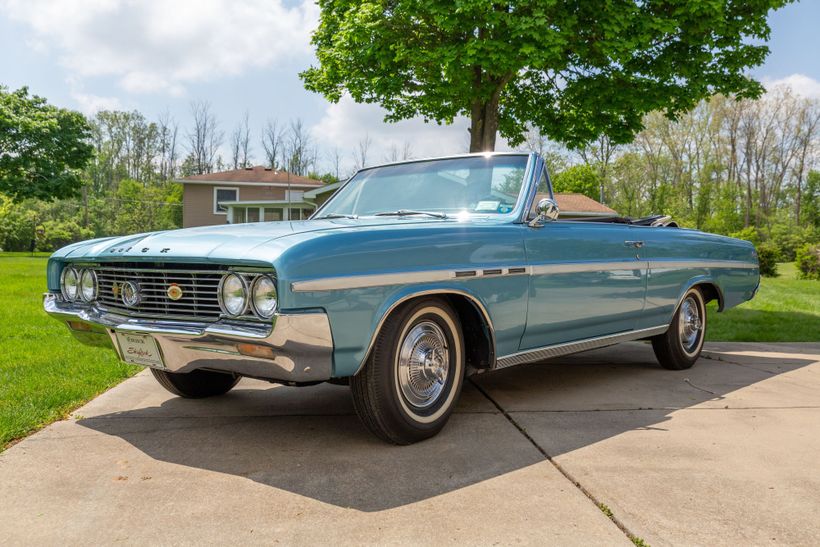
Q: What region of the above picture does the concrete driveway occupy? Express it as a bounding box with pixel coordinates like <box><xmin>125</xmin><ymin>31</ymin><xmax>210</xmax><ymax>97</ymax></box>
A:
<box><xmin>1</xmin><ymin>342</ymin><xmax>818</xmax><ymax>546</ymax></box>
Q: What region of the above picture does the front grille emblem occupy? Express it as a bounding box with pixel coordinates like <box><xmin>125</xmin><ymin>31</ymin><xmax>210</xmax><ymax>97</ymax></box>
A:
<box><xmin>166</xmin><ymin>283</ymin><xmax>183</xmax><ymax>301</ymax></box>
<box><xmin>121</xmin><ymin>281</ymin><xmax>141</xmax><ymax>307</ymax></box>
<box><xmin>111</xmin><ymin>282</ymin><xmax>121</xmax><ymax>298</ymax></box>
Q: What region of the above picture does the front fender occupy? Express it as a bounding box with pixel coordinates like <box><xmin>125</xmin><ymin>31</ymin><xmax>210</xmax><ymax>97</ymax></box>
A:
<box><xmin>352</xmin><ymin>283</ymin><xmax>496</xmax><ymax>376</ymax></box>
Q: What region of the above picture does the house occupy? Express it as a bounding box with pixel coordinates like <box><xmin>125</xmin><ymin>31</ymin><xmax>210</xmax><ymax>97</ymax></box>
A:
<box><xmin>177</xmin><ymin>166</ymin><xmax>325</xmax><ymax>227</ymax></box>
<box><xmin>535</xmin><ymin>193</ymin><xmax>617</xmax><ymax>218</ymax></box>
<box><xmin>178</xmin><ymin>168</ymin><xmax>617</xmax><ymax>227</ymax></box>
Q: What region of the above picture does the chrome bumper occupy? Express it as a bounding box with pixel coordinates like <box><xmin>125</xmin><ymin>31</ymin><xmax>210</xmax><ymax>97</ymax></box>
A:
<box><xmin>43</xmin><ymin>293</ymin><xmax>334</xmax><ymax>383</ymax></box>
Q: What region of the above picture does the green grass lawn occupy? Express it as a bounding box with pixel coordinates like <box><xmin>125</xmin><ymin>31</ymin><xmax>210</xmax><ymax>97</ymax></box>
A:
<box><xmin>707</xmin><ymin>262</ymin><xmax>820</xmax><ymax>342</ymax></box>
<box><xmin>0</xmin><ymin>254</ymin><xmax>137</xmax><ymax>451</ymax></box>
<box><xmin>0</xmin><ymin>254</ymin><xmax>817</xmax><ymax>451</ymax></box>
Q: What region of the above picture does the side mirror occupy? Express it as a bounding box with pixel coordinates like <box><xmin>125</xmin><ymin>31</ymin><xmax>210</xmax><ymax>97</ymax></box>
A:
<box><xmin>529</xmin><ymin>198</ymin><xmax>560</xmax><ymax>227</ymax></box>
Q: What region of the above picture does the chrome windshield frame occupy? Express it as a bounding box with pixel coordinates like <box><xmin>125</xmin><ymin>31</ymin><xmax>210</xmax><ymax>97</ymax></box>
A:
<box><xmin>310</xmin><ymin>152</ymin><xmax>537</xmax><ymax>223</ymax></box>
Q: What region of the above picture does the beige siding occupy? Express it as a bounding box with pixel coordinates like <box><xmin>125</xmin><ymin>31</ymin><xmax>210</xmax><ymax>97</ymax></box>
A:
<box><xmin>183</xmin><ymin>184</ymin><xmax>289</xmax><ymax>227</ymax></box>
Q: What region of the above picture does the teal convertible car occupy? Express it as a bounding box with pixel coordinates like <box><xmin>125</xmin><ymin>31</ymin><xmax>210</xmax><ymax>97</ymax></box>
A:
<box><xmin>44</xmin><ymin>153</ymin><xmax>759</xmax><ymax>443</ymax></box>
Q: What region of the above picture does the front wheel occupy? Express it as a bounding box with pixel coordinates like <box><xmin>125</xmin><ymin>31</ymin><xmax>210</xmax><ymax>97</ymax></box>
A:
<box><xmin>151</xmin><ymin>368</ymin><xmax>240</xmax><ymax>398</ymax></box>
<box><xmin>350</xmin><ymin>297</ymin><xmax>465</xmax><ymax>444</ymax></box>
<box><xmin>651</xmin><ymin>287</ymin><xmax>707</xmax><ymax>370</ymax></box>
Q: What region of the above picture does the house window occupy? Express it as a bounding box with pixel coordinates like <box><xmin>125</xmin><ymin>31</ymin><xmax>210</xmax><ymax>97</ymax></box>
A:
<box><xmin>247</xmin><ymin>208</ymin><xmax>260</xmax><ymax>223</ymax></box>
<box><xmin>263</xmin><ymin>208</ymin><xmax>281</xmax><ymax>221</ymax></box>
<box><xmin>233</xmin><ymin>207</ymin><xmax>246</xmax><ymax>223</ymax></box>
<box><xmin>214</xmin><ymin>187</ymin><xmax>238</xmax><ymax>214</ymax></box>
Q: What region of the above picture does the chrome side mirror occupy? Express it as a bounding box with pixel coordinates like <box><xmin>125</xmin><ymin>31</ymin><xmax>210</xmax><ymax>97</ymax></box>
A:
<box><xmin>528</xmin><ymin>198</ymin><xmax>560</xmax><ymax>227</ymax></box>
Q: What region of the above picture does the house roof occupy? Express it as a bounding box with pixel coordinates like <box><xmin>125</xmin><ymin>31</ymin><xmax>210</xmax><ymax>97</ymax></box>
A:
<box><xmin>304</xmin><ymin>180</ymin><xmax>343</xmax><ymax>199</ymax></box>
<box><xmin>177</xmin><ymin>166</ymin><xmax>324</xmax><ymax>188</ymax></box>
<box><xmin>537</xmin><ymin>193</ymin><xmax>617</xmax><ymax>216</ymax></box>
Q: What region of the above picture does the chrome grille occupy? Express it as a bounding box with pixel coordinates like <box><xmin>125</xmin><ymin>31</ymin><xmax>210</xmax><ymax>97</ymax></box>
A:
<box><xmin>94</xmin><ymin>264</ymin><xmax>227</xmax><ymax>321</ymax></box>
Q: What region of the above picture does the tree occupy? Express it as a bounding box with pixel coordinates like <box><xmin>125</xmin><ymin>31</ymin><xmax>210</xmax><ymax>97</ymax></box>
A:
<box><xmin>302</xmin><ymin>0</ymin><xmax>791</xmax><ymax>152</ymax></box>
<box><xmin>551</xmin><ymin>164</ymin><xmax>600</xmax><ymax>200</ymax></box>
<box><xmin>0</xmin><ymin>86</ymin><xmax>93</xmax><ymax>201</ymax></box>
<box><xmin>230</xmin><ymin>111</ymin><xmax>252</xmax><ymax>169</ymax></box>
<box><xmin>187</xmin><ymin>101</ymin><xmax>222</xmax><ymax>174</ymax></box>
<box><xmin>261</xmin><ymin>119</ymin><xmax>285</xmax><ymax>169</ymax></box>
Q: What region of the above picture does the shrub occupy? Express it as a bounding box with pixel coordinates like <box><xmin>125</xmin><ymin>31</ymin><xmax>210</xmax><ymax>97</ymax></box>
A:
<box><xmin>767</xmin><ymin>221</ymin><xmax>819</xmax><ymax>262</ymax></box>
<box><xmin>729</xmin><ymin>226</ymin><xmax>761</xmax><ymax>246</ymax></box>
<box><xmin>796</xmin><ymin>244</ymin><xmax>820</xmax><ymax>280</ymax></box>
<box><xmin>757</xmin><ymin>242</ymin><xmax>779</xmax><ymax>277</ymax></box>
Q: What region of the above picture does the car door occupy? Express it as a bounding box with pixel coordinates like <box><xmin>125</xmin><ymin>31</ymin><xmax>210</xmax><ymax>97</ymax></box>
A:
<box><xmin>520</xmin><ymin>220</ymin><xmax>647</xmax><ymax>350</ymax></box>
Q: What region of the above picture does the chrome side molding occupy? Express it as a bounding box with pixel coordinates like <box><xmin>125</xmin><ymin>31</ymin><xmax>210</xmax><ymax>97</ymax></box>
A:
<box><xmin>494</xmin><ymin>325</ymin><xmax>669</xmax><ymax>369</ymax></box>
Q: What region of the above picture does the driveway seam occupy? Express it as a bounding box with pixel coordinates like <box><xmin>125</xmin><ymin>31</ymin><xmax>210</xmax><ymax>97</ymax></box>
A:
<box><xmin>469</xmin><ymin>378</ymin><xmax>642</xmax><ymax>546</ymax></box>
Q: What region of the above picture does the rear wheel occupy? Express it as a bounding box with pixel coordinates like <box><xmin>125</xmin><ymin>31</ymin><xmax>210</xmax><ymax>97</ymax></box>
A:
<box><xmin>651</xmin><ymin>287</ymin><xmax>706</xmax><ymax>370</ymax></box>
<box><xmin>350</xmin><ymin>297</ymin><xmax>465</xmax><ymax>444</ymax></box>
<box><xmin>151</xmin><ymin>368</ymin><xmax>240</xmax><ymax>398</ymax></box>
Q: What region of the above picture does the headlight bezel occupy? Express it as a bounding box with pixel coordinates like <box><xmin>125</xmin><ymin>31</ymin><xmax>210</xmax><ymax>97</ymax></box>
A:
<box><xmin>79</xmin><ymin>269</ymin><xmax>98</xmax><ymax>302</ymax></box>
<box><xmin>250</xmin><ymin>275</ymin><xmax>278</xmax><ymax>319</ymax></box>
<box><xmin>218</xmin><ymin>273</ymin><xmax>249</xmax><ymax>317</ymax></box>
<box><xmin>60</xmin><ymin>266</ymin><xmax>80</xmax><ymax>302</ymax></box>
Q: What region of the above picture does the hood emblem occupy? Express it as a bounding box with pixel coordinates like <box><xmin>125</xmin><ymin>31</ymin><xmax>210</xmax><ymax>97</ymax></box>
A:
<box><xmin>166</xmin><ymin>283</ymin><xmax>183</xmax><ymax>301</ymax></box>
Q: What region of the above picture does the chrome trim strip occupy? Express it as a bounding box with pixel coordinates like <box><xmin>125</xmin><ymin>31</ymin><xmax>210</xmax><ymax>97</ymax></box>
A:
<box><xmin>354</xmin><ymin>288</ymin><xmax>496</xmax><ymax>376</ymax></box>
<box><xmin>291</xmin><ymin>266</ymin><xmax>531</xmax><ymax>292</ymax></box>
<box><xmin>495</xmin><ymin>325</ymin><xmax>669</xmax><ymax>369</ymax></box>
<box><xmin>530</xmin><ymin>260</ymin><xmax>646</xmax><ymax>275</ymax></box>
<box><xmin>291</xmin><ymin>258</ymin><xmax>756</xmax><ymax>292</ymax></box>
<box><xmin>648</xmin><ymin>259</ymin><xmax>758</xmax><ymax>271</ymax></box>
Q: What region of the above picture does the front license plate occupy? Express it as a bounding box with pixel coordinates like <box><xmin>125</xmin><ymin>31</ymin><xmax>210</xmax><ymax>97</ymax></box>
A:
<box><xmin>115</xmin><ymin>332</ymin><xmax>166</xmax><ymax>369</ymax></box>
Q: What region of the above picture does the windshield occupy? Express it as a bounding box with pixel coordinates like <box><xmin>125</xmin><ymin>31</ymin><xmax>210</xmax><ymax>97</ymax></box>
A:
<box><xmin>316</xmin><ymin>155</ymin><xmax>529</xmax><ymax>218</ymax></box>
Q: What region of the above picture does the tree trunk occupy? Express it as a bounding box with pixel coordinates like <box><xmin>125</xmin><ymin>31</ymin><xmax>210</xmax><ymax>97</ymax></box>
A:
<box><xmin>469</xmin><ymin>98</ymin><xmax>499</xmax><ymax>152</ymax></box>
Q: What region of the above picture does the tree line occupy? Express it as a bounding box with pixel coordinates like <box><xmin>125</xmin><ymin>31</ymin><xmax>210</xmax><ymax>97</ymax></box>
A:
<box><xmin>1</xmin><ymin>84</ymin><xmax>818</xmax><ymax>268</ymax></box>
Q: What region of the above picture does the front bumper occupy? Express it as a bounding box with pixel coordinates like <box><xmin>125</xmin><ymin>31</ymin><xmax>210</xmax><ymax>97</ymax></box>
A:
<box><xmin>43</xmin><ymin>293</ymin><xmax>334</xmax><ymax>383</ymax></box>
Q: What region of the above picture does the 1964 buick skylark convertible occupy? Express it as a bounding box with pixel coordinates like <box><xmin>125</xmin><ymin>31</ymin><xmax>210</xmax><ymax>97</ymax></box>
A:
<box><xmin>44</xmin><ymin>153</ymin><xmax>759</xmax><ymax>443</ymax></box>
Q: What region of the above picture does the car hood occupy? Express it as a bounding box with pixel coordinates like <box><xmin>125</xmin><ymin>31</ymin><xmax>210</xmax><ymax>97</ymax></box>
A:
<box><xmin>53</xmin><ymin>218</ymin><xmax>455</xmax><ymax>264</ymax></box>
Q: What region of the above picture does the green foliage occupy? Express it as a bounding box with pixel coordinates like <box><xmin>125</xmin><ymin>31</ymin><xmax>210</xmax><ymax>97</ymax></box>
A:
<box><xmin>302</xmin><ymin>0</ymin><xmax>789</xmax><ymax>150</ymax></box>
<box><xmin>551</xmin><ymin>164</ymin><xmax>599</xmax><ymax>200</ymax></box>
<box><xmin>729</xmin><ymin>227</ymin><xmax>762</xmax><ymax>247</ymax></box>
<box><xmin>757</xmin><ymin>242</ymin><xmax>780</xmax><ymax>278</ymax></box>
<box><xmin>0</xmin><ymin>86</ymin><xmax>93</xmax><ymax>201</ymax></box>
<box><xmin>0</xmin><ymin>194</ymin><xmax>37</xmax><ymax>251</ymax></box>
<box><xmin>36</xmin><ymin>219</ymin><xmax>94</xmax><ymax>252</ymax></box>
<box><xmin>803</xmin><ymin>171</ymin><xmax>820</xmax><ymax>229</ymax></box>
<box><xmin>796</xmin><ymin>244</ymin><xmax>820</xmax><ymax>280</ymax></box>
<box><xmin>707</xmin><ymin>262</ymin><xmax>820</xmax><ymax>342</ymax></box>
<box><xmin>766</xmin><ymin>221</ymin><xmax>819</xmax><ymax>262</ymax></box>
<box><xmin>0</xmin><ymin>255</ymin><xmax>138</xmax><ymax>450</ymax></box>
<box><xmin>0</xmin><ymin>182</ymin><xmax>182</xmax><ymax>252</ymax></box>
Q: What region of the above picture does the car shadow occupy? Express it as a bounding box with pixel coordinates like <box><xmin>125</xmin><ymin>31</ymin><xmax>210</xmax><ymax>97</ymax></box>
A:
<box><xmin>78</xmin><ymin>342</ymin><xmax>818</xmax><ymax>512</ymax></box>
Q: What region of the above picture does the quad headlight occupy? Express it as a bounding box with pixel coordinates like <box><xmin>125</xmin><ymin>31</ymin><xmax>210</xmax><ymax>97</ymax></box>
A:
<box><xmin>218</xmin><ymin>273</ymin><xmax>278</xmax><ymax>319</ymax></box>
<box><xmin>219</xmin><ymin>273</ymin><xmax>248</xmax><ymax>317</ymax></box>
<box><xmin>251</xmin><ymin>275</ymin><xmax>278</xmax><ymax>318</ymax></box>
<box><xmin>60</xmin><ymin>267</ymin><xmax>80</xmax><ymax>301</ymax></box>
<box><xmin>61</xmin><ymin>267</ymin><xmax>99</xmax><ymax>303</ymax></box>
<box><xmin>79</xmin><ymin>269</ymin><xmax>98</xmax><ymax>302</ymax></box>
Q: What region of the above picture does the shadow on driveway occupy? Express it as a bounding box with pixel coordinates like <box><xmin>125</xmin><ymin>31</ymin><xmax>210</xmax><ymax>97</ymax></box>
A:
<box><xmin>78</xmin><ymin>342</ymin><xmax>818</xmax><ymax>512</ymax></box>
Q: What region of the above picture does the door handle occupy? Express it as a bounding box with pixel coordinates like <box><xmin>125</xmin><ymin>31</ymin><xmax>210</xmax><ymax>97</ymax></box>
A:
<box><xmin>624</xmin><ymin>240</ymin><xmax>644</xmax><ymax>248</ymax></box>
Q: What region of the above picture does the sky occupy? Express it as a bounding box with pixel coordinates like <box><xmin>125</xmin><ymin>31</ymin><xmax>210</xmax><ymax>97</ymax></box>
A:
<box><xmin>1</xmin><ymin>0</ymin><xmax>819</xmax><ymax>174</ymax></box>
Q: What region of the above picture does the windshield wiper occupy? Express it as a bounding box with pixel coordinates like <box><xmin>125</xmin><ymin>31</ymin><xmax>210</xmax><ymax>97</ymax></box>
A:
<box><xmin>316</xmin><ymin>213</ymin><xmax>358</xmax><ymax>219</ymax></box>
<box><xmin>374</xmin><ymin>209</ymin><xmax>448</xmax><ymax>219</ymax></box>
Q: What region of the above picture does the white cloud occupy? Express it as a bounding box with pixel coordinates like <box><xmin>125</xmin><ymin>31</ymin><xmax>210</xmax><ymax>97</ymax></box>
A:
<box><xmin>70</xmin><ymin>91</ymin><xmax>123</xmax><ymax>114</ymax></box>
<box><xmin>2</xmin><ymin>0</ymin><xmax>318</xmax><ymax>96</ymax></box>
<box><xmin>762</xmin><ymin>74</ymin><xmax>820</xmax><ymax>100</ymax></box>
<box><xmin>311</xmin><ymin>96</ymin><xmax>479</xmax><ymax>173</ymax></box>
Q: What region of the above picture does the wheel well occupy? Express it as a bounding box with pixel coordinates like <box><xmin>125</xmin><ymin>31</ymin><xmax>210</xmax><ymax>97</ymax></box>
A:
<box><xmin>693</xmin><ymin>282</ymin><xmax>723</xmax><ymax>311</ymax></box>
<box><xmin>442</xmin><ymin>294</ymin><xmax>495</xmax><ymax>371</ymax></box>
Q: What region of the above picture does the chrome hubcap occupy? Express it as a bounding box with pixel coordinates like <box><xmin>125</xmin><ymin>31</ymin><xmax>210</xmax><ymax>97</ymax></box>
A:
<box><xmin>397</xmin><ymin>321</ymin><xmax>450</xmax><ymax>409</ymax></box>
<box><xmin>679</xmin><ymin>296</ymin><xmax>703</xmax><ymax>353</ymax></box>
